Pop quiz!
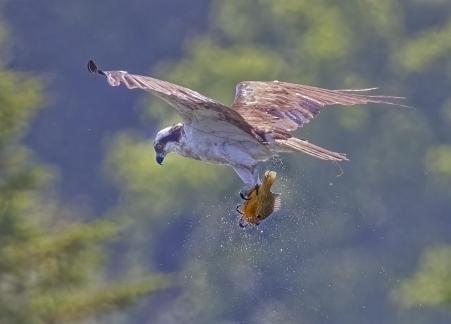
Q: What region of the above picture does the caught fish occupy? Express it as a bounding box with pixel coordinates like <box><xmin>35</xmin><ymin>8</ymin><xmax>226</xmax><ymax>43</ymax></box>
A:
<box><xmin>236</xmin><ymin>171</ymin><xmax>281</xmax><ymax>227</ymax></box>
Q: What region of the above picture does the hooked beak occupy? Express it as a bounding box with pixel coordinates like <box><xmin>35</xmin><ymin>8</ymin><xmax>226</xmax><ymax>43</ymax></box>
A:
<box><xmin>156</xmin><ymin>153</ymin><xmax>165</xmax><ymax>165</ymax></box>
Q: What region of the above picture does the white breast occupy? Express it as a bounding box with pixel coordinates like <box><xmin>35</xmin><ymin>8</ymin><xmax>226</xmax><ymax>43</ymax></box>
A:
<box><xmin>178</xmin><ymin>124</ymin><xmax>271</xmax><ymax>166</ymax></box>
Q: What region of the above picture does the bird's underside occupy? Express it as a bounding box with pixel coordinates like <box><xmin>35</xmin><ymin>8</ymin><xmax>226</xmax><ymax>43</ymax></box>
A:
<box><xmin>88</xmin><ymin>60</ymin><xmax>406</xmax><ymax>186</ymax></box>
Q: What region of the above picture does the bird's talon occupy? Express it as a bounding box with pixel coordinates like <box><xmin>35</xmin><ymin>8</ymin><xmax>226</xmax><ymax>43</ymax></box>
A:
<box><xmin>239</xmin><ymin>218</ymin><xmax>248</xmax><ymax>228</ymax></box>
<box><xmin>239</xmin><ymin>187</ymin><xmax>252</xmax><ymax>200</ymax></box>
<box><xmin>240</xmin><ymin>192</ymin><xmax>251</xmax><ymax>200</ymax></box>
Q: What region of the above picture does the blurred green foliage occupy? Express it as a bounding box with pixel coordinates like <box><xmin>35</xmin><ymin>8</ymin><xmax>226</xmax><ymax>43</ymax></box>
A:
<box><xmin>394</xmin><ymin>246</ymin><xmax>451</xmax><ymax>307</ymax></box>
<box><xmin>425</xmin><ymin>145</ymin><xmax>451</xmax><ymax>191</ymax></box>
<box><xmin>103</xmin><ymin>0</ymin><xmax>451</xmax><ymax>322</ymax></box>
<box><xmin>1</xmin><ymin>0</ymin><xmax>450</xmax><ymax>322</ymax></box>
<box><xmin>0</xmin><ymin>25</ymin><xmax>169</xmax><ymax>324</ymax></box>
<box><xmin>396</xmin><ymin>21</ymin><xmax>451</xmax><ymax>73</ymax></box>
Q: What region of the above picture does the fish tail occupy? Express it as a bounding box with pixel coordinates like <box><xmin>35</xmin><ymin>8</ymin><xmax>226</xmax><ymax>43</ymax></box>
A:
<box><xmin>262</xmin><ymin>170</ymin><xmax>277</xmax><ymax>189</ymax></box>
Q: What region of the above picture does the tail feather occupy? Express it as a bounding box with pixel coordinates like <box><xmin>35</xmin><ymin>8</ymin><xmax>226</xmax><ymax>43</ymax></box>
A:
<box><xmin>276</xmin><ymin>137</ymin><xmax>348</xmax><ymax>161</ymax></box>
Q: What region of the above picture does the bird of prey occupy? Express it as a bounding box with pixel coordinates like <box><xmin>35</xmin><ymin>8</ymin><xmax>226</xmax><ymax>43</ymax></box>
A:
<box><xmin>88</xmin><ymin>60</ymin><xmax>404</xmax><ymax>194</ymax></box>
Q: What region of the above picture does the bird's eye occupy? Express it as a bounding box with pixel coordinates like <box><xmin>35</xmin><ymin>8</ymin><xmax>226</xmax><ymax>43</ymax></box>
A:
<box><xmin>155</xmin><ymin>143</ymin><xmax>163</xmax><ymax>151</ymax></box>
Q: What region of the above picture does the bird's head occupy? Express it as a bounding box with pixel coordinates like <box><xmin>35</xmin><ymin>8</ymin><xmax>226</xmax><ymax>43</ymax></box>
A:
<box><xmin>153</xmin><ymin>123</ymin><xmax>183</xmax><ymax>165</ymax></box>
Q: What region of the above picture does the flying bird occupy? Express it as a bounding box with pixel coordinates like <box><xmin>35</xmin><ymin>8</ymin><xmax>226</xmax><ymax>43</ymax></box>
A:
<box><xmin>88</xmin><ymin>60</ymin><xmax>405</xmax><ymax>195</ymax></box>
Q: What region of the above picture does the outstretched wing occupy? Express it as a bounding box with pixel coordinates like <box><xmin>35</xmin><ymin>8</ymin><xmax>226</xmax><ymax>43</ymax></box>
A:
<box><xmin>88</xmin><ymin>61</ymin><xmax>262</xmax><ymax>141</ymax></box>
<box><xmin>232</xmin><ymin>81</ymin><xmax>406</xmax><ymax>139</ymax></box>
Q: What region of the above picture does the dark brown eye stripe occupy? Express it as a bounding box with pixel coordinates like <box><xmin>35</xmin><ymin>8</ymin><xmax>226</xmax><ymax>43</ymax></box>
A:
<box><xmin>159</xmin><ymin>125</ymin><xmax>182</xmax><ymax>145</ymax></box>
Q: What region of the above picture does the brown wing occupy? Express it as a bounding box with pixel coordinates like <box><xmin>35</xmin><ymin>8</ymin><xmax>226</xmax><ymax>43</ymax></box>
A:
<box><xmin>88</xmin><ymin>61</ymin><xmax>262</xmax><ymax>141</ymax></box>
<box><xmin>231</xmin><ymin>81</ymin><xmax>406</xmax><ymax>139</ymax></box>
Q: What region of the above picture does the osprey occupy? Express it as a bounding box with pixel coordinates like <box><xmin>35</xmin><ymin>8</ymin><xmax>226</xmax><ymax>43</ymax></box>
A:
<box><xmin>88</xmin><ymin>60</ymin><xmax>404</xmax><ymax>193</ymax></box>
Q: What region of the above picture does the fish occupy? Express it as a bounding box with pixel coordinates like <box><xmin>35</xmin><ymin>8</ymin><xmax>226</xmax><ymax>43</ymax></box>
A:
<box><xmin>236</xmin><ymin>170</ymin><xmax>281</xmax><ymax>227</ymax></box>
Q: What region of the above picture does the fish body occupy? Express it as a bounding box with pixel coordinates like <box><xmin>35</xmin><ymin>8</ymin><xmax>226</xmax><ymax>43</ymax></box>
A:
<box><xmin>238</xmin><ymin>171</ymin><xmax>281</xmax><ymax>226</ymax></box>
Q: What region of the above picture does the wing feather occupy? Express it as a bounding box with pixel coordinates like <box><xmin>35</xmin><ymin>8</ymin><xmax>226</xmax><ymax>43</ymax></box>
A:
<box><xmin>88</xmin><ymin>61</ymin><xmax>262</xmax><ymax>141</ymax></box>
<box><xmin>232</xmin><ymin>81</ymin><xmax>407</xmax><ymax>138</ymax></box>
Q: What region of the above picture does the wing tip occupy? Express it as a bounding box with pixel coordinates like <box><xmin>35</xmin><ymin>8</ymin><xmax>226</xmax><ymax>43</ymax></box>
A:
<box><xmin>87</xmin><ymin>59</ymin><xmax>105</xmax><ymax>76</ymax></box>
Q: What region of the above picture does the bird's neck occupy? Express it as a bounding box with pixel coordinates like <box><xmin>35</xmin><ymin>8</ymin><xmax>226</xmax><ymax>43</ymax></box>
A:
<box><xmin>171</xmin><ymin>127</ymin><xmax>190</xmax><ymax>157</ymax></box>
<box><xmin>172</xmin><ymin>128</ymin><xmax>204</xmax><ymax>161</ymax></box>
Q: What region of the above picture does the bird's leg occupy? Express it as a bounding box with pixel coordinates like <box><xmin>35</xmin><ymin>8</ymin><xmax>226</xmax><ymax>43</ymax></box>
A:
<box><xmin>232</xmin><ymin>165</ymin><xmax>260</xmax><ymax>200</ymax></box>
<box><xmin>253</xmin><ymin>166</ymin><xmax>262</xmax><ymax>195</ymax></box>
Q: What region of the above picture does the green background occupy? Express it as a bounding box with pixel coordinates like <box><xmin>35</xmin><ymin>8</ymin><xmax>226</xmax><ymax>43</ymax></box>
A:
<box><xmin>2</xmin><ymin>0</ymin><xmax>451</xmax><ymax>323</ymax></box>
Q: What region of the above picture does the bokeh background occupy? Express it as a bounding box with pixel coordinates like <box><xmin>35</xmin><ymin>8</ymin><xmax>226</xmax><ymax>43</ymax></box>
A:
<box><xmin>2</xmin><ymin>0</ymin><xmax>451</xmax><ymax>323</ymax></box>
